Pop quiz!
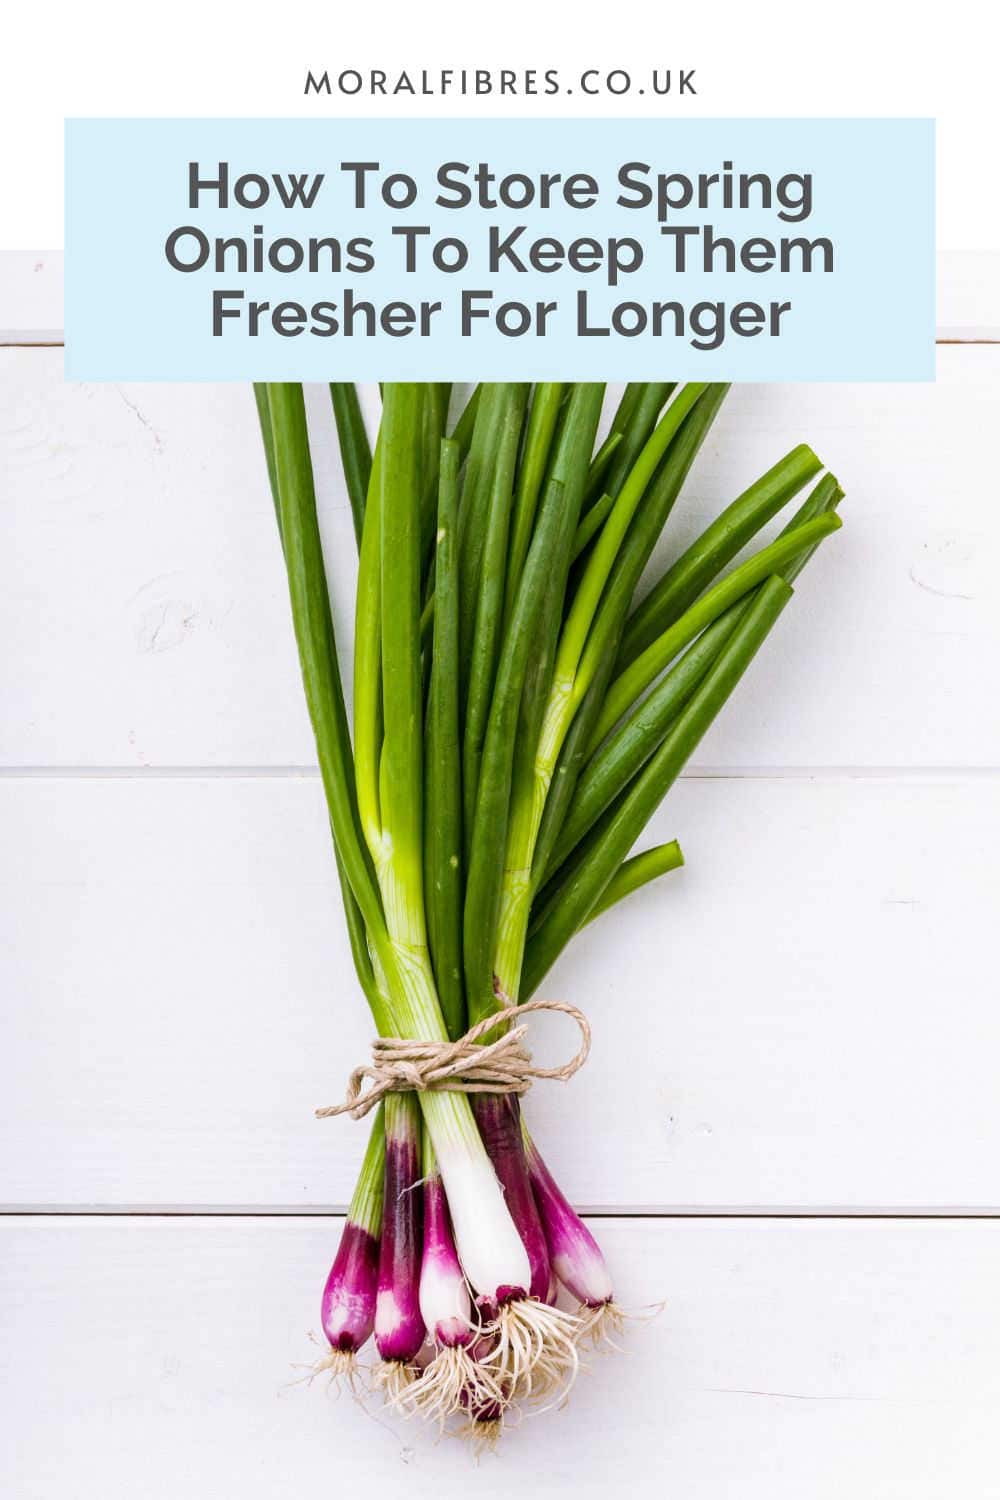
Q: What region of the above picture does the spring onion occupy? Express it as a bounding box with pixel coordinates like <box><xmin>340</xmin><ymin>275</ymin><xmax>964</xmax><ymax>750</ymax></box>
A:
<box><xmin>317</xmin><ymin>1107</ymin><xmax>384</xmax><ymax>1381</ymax></box>
<box><xmin>259</xmin><ymin>378</ymin><xmax>844</xmax><ymax>1439</ymax></box>
<box><xmin>373</xmin><ymin>1093</ymin><xmax>426</xmax><ymax>1401</ymax></box>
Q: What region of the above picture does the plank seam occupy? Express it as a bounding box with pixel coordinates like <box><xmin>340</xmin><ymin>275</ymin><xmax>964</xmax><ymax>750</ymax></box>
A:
<box><xmin>3</xmin><ymin>1206</ymin><xmax>1000</xmax><ymax>1220</ymax></box>
<box><xmin>2</xmin><ymin>765</ymin><xmax>999</xmax><ymax>782</ymax></box>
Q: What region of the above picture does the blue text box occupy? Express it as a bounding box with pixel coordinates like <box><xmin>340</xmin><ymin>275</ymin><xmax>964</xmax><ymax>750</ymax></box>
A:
<box><xmin>65</xmin><ymin>116</ymin><xmax>935</xmax><ymax>381</ymax></box>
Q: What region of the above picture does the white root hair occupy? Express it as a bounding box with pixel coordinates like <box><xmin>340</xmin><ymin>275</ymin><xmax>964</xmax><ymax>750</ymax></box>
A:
<box><xmin>304</xmin><ymin>1346</ymin><xmax>365</xmax><ymax>1394</ymax></box>
<box><xmin>453</xmin><ymin>1388</ymin><xmax>529</xmax><ymax>1450</ymax></box>
<box><xmin>575</xmin><ymin>1298</ymin><xmax>665</xmax><ymax>1351</ymax></box>
<box><xmin>396</xmin><ymin>1344</ymin><xmax>508</xmax><ymax>1428</ymax></box>
<box><xmin>574</xmin><ymin>1300</ymin><xmax>626</xmax><ymax>1351</ymax></box>
<box><xmin>370</xmin><ymin>1357</ymin><xmax>421</xmax><ymax>1411</ymax></box>
<box><xmin>479</xmin><ymin>1297</ymin><xmax>582</xmax><ymax>1405</ymax></box>
<box><xmin>456</xmin><ymin>1415</ymin><xmax>504</xmax><ymax>1454</ymax></box>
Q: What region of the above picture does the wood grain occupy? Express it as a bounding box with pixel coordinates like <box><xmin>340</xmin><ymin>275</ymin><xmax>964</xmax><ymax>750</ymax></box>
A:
<box><xmin>2</xmin><ymin>349</ymin><xmax>998</xmax><ymax>770</ymax></box>
<box><xmin>2</xmin><ymin>277</ymin><xmax>998</xmax><ymax>1490</ymax></box>
<box><xmin>3</xmin><ymin>1215</ymin><xmax>999</xmax><ymax>1500</ymax></box>
<box><xmin>3</xmin><ymin>774</ymin><xmax>997</xmax><ymax>1211</ymax></box>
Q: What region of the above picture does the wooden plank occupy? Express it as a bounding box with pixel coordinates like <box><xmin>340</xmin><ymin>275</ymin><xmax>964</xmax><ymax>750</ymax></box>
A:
<box><xmin>935</xmin><ymin>251</ymin><xmax>1000</xmax><ymax>341</ymax></box>
<box><xmin>3</xmin><ymin>250</ymin><xmax>999</xmax><ymax>342</ymax></box>
<box><xmin>2</xmin><ymin>347</ymin><xmax>998</xmax><ymax>769</ymax></box>
<box><xmin>0</xmin><ymin>252</ymin><xmax>63</xmax><ymax>344</ymax></box>
<box><xmin>3</xmin><ymin>1215</ymin><xmax>998</xmax><ymax>1498</ymax></box>
<box><xmin>3</xmin><ymin>774</ymin><xmax>998</xmax><ymax>1211</ymax></box>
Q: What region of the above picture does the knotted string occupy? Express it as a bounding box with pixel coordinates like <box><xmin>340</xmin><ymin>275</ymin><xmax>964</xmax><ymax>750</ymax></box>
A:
<box><xmin>316</xmin><ymin>999</ymin><xmax>591</xmax><ymax>1122</ymax></box>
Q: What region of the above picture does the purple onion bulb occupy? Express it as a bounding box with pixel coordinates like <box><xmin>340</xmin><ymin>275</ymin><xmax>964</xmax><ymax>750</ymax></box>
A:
<box><xmin>420</xmin><ymin>1170</ymin><xmax>474</xmax><ymax>1348</ymax></box>
<box><xmin>525</xmin><ymin>1134</ymin><xmax>614</xmax><ymax>1307</ymax></box>
<box><xmin>321</xmin><ymin>1220</ymin><xmax>379</xmax><ymax>1352</ymax></box>
<box><xmin>472</xmin><ymin>1094</ymin><xmax>551</xmax><ymax>1302</ymax></box>
<box><xmin>374</xmin><ymin>1099</ymin><xmax>426</xmax><ymax>1363</ymax></box>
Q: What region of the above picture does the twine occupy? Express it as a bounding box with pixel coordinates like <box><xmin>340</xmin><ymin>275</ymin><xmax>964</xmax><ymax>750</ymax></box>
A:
<box><xmin>316</xmin><ymin>999</ymin><xmax>591</xmax><ymax>1122</ymax></box>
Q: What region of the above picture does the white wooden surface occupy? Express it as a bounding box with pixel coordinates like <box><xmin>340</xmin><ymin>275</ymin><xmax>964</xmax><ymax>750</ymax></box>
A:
<box><xmin>3</xmin><ymin>1217</ymin><xmax>1000</xmax><ymax>1500</ymax></box>
<box><xmin>3</xmin><ymin>309</ymin><xmax>1000</xmax><ymax>1489</ymax></box>
<box><xmin>3</xmin><ymin>349</ymin><xmax>999</xmax><ymax>769</ymax></box>
<box><xmin>936</xmin><ymin>250</ymin><xmax>1000</xmax><ymax>340</ymax></box>
<box><xmin>4</xmin><ymin>774</ymin><xmax>999</xmax><ymax>1210</ymax></box>
<box><xmin>0</xmin><ymin>251</ymin><xmax>62</xmax><ymax>343</ymax></box>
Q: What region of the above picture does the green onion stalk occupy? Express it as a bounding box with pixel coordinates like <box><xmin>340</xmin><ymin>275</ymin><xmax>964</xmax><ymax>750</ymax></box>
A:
<box><xmin>257</xmin><ymin>380</ymin><xmax>844</xmax><ymax>1435</ymax></box>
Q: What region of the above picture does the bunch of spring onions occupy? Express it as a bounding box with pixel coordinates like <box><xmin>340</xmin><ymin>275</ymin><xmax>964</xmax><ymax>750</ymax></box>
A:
<box><xmin>255</xmin><ymin>380</ymin><xmax>842</xmax><ymax>1439</ymax></box>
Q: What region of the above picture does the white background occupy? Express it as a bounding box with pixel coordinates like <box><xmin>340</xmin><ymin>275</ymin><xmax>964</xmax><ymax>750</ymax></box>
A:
<box><xmin>4</xmin><ymin>328</ymin><xmax>1000</xmax><ymax>1492</ymax></box>
<box><xmin>3</xmin><ymin>5</ymin><xmax>1000</xmax><ymax>1492</ymax></box>
<box><xmin>0</xmin><ymin>0</ymin><xmax>998</xmax><ymax>247</ymax></box>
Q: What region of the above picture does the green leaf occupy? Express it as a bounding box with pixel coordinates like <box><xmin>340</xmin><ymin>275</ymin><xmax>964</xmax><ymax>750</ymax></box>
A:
<box><xmin>264</xmin><ymin>382</ymin><xmax>392</xmax><ymax>1031</ymax></box>
<box><xmin>424</xmin><ymin>440</ymin><xmax>465</xmax><ymax>1039</ymax></box>
<box><xmin>523</xmin><ymin>576</ymin><xmax>794</xmax><ymax>996</ymax></box>
<box><xmin>618</xmin><ymin>442</ymin><xmax>823</xmax><ymax>668</ymax></box>
<box><xmin>329</xmin><ymin>383</ymin><xmax>372</xmax><ymax>546</ymax></box>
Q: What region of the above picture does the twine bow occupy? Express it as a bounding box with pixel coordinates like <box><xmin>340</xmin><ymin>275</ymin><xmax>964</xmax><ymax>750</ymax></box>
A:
<box><xmin>316</xmin><ymin>999</ymin><xmax>591</xmax><ymax>1122</ymax></box>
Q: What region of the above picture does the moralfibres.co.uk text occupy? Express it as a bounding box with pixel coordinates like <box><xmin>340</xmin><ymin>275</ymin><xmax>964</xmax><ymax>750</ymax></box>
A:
<box><xmin>304</xmin><ymin>68</ymin><xmax>697</xmax><ymax>99</ymax></box>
